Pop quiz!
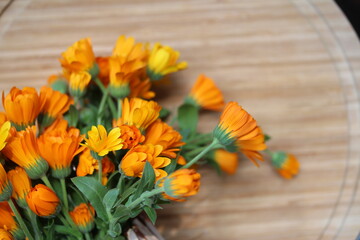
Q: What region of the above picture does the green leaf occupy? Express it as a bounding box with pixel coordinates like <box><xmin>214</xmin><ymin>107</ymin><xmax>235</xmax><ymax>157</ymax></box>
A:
<box><xmin>67</xmin><ymin>105</ymin><xmax>78</xmax><ymax>127</ymax></box>
<box><xmin>103</xmin><ymin>189</ymin><xmax>120</xmax><ymax>211</ymax></box>
<box><xmin>108</xmin><ymin>223</ymin><xmax>122</xmax><ymax>237</ymax></box>
<box><xmin>113</xmin><ymin>205</ymin><xmax>131</xmax><ymax>219</ymax></box>
<box><xmin>164</xmin><ymin>158</ymin><xmax>178</xmax><ymax>174</ymax></box>
<box><xmin>144</xmin><ymin>206</ymin><xmax>157</xmax><ymax>224</ymax></box>
<box><xmin>71</xmin><ymin>176</ymin><xmax>108</xmax><ymax>221</ymax></box>
<box><xmin>133</xmin><ymin>162</ymin><xmax>155</xmax><ymax>198</ymax></box>
<box><xmin>159</xmin><ymin>107</ymin><xmax>170</xmax><ymax>120</ymax></box>
<box><xmin>177</xmin><ymin>103</ymin><xmax>199</xmax><ymax>134</ymax></box>
<box><xmin>54</xmin><ymin>225</ymin><xmax>82</xmax><ymax>239</ymax></box>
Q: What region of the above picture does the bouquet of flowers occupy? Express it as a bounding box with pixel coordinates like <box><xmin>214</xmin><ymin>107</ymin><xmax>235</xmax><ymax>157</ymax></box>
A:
<box><xmin>0</xmin><ymin>36</ymin><xmax>299</xmax><ymax>240</ymax></box>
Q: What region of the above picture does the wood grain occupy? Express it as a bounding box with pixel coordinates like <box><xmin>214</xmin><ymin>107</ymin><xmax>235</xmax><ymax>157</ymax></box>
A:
<box><xmin>0</xmin><ymin>0</ymin><xmax>359</xmax><ymax>239</ymax></box>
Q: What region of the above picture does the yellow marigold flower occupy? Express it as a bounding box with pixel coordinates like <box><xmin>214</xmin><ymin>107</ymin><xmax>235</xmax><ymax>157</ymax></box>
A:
<box><xmin>0</xmin><ymin>121</ymin><xmax>11</xmax><ymax>151</ymax></box>
<box><xmin>69</xmin><ymin>203</ymin><xmax>95</xmax><ymax>233</ymax></box>
<box><xmin>26</xmin><ymin>184</ymin><xmax>60</xmax><ymax>217</ymax></box>
<box><xmin>39</xmin><ymin>86</ymin><xmax>74</xmax><ymax>128</ymax></box>
<box><xmin>129</xmin><ymin>77</ymin><xmax>155</xmax><ymax>99</ymax></box>
<box><xmin>144</xmin><ymin>120</ymin><xmax>184</xmax><ymax>159</ymax></box>
<box><xmin>69</xmin><ymin>71</ymin><xmax>91</xmax><ymax>98</ymax></box>
<box><xmin>213</xmin><ymin>149</ymin><xmax>238</xmax><ymax>175</ymax></box>
<box><xmin>96</xmin><ymin>57</ymin><xmax>110</xmax><ymax>87</ymax></box>
<box><xmin>271</xmin><ymin>152</ymin><xmax>300</xmax><ymax>179</ymax></box>
<box><xmin>213</xmin><ymin>102</ymin><xmax>266</xmax><ymax>166</ymax></box>
<box><xmin>2</xmin><ymin>127</ymin><xmax>48</xmax><ymax>179</ymax></box>
<box><xmin>115</xmin><ymin>98</ymin><xmax>161</xmax><ymax>131</ymax></box>
<box><xmin>0</xmin><ymin>164</ymin><xmax>12</xmax><ymax>201</ymax></box>
<box><xmin>0</xmin><ymin>228</ymin><xmax>13</xmax><ymax>240</ymax></box>
<box><xmin>7</xmin><ymin>167</ymin><xmax>31</xmax><ymax>207</ymax></box>
<box><xmin>83</xmin><ymin>125</ymin><xmax>123</xmax><ymax>159</ymax></box>
<box><xmin>38</xmin><ymin>127</ymin><xmax>84</xmax><ymax>178</ymax></box>
<box><xmin>120</xmin><ymin>144</ymin><xmax>171</xmax><ymax>180</ymax></box>
<box><xmin>147</xmin><ymin>43</ymin><xmax>187</xmax><ymax>81</ymax></box>
<box><xmin>2</xmin><ymin>87</ymin><xmax>41</xmax><ymax>130</ymax></box>
<box><xmin>60</xmin><ymin>38</ymin><xmax>96</xmax><ymax>76</ymax></box>
<box><xmin>112</xmin><ymin>35</ymin><xmax>148</xmax><ymax>61</ymax></box>
<box><xmin>186</xmin><ymin>74</ymin><xmax>225</xmax><ymax>111</ymax></box>
<box><xmin>0</xmin><ymin>202</ymin><xmax>21</xmax><ymax>238</ymax></box>
<box><xmin>161</xmin><ymin>169</ymin><xmax>200</xmax><ymax>202</ymax></box>
<box><xmin>116</xmin><ymin>124</ymin><xmax>145</xmax><ymax>149</ymax></box>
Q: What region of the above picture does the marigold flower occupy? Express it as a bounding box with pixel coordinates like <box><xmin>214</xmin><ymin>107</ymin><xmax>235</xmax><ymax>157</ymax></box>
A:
<box><xmin>60</xmin><ymin>38</ymin><xmax>96</xmax><ymax>76</ymax></box>
<box><xmin>120</xmin><ymin>144</ymin><xmax>171</xmax><ymax>180</ymax></box>
<box><xmin>0</xmin><ymin>164</ymin><xmax>12</xmax><ymax>201</ymax></box>
<box><xmin>7</xmin><ymin>167</ymin><xmax>31</xmax><ymax>207</ymax></box>
<box><xmin>112</xmin><ymin>35</ymin><xmax>148</xmax><ymax>61</ymax></box>
<box><xmin>76</xmin><ymin>149</ymin><xmax>114</xmax><ymax>179</ymax></box>
<box><xmin>0</xmin><ymin>112</ymin><xmax>7</xmax><ymax>125</ymax></box>
<box><xmin>129</xmin><ymin>77</ymin><xmax>155</xmax><ymax>99</ymax></box>
<box><xmin>38</xmin><ymin>127</ymin><xmax>84</xmax><ymax>178</ymax></box>
<box><xmin>213</xmin><ymin>149</ymin><xmax>238</xmax><ymax>175</ymax></box>
<box><xmin>161</xmin><ymin>169</ymin><xmax>200</xmax><ymax>202</ymax></box>
<box><xmin>39</xmin><ymin>86</ymin><xmax>74</xmax><ymax>127</ymax></box>
<box><xmin>115</xmin><ymin>98</ymin><xmax>161</xmax><ymax>131</ymax></box>
<box><xmin>83</xmin><ymin>125</ymin><xmax>123</xmax><ymax>159</ymax></box>
<box><xmin>144</xmin><ymin>120</ymin><xmax>184</xmax><ymax>158</ymax></box>
<box><xmin>101</xmin><ymin>157</ymin><xmax>115</xmax><ymax>185</ymax></box>
<box><xmin>96</xmin><ymin>57</ymin><xmax>110</xmax><ymax>86</ymax></box>
<box><xmin>0</xmin><ymin>121</ymin><xmax>11</xmax><ymax>151</ymax></box>
<box><xmin>26</xmin><ymin>184</ymin><xmax>60</xmax><ymax>217</ymax></box>
<box><xmin>0</xmin><ymin>228</ymin><xmax>13</xmax><ymax>240</ymax></box>
<box><xmin>2</xmin><ymin>87</ymin><xmax>41</xmax><ymax>130</ymax></box>
<box><xmin>186</xmin><ymin>74</ymin><xmax>225</xmax><ymax>111</ymax></box>
<box><xmin>213</xmin><ymin>102</ymin><xmax>266</xmax><ymax>166</ymax></box>
<box><xmin>69</xmin><ymin>203</ymin><xmax>95</xmax><ymax>233</ymax></box>
<box><xmin>2</xmin><ymin>127</ymin><xmax>48</xmax><ymax>179</ymax></box>
<box><xmin>69</xmin><ymin>71</ymin><xmax>91</xmax><ymax>98</ymax></box>
<box><xmin>0</xmin><ymin>202</ymin><xmax>18</xmax><ymax>235</ymax></box>
<box><xmin>271</xmin><ymin>152</ymin><xmax>300</xmax><ymax>179</ymax></box>
<box><xmin>116</xmin><ymin>124</ymin><xmax>145</xmax><ymax>149</ymax></box>
<box><xmin>147</xmin><ymin>43</ymin><xmax>187</xmax><ymax>81</ymax></box>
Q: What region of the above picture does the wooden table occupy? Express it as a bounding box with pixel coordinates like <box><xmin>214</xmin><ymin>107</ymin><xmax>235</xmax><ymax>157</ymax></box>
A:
<box><xmin>0</xmin><ymin>0</ymin><xmax>359</xmax><ymax>239</ymax></box>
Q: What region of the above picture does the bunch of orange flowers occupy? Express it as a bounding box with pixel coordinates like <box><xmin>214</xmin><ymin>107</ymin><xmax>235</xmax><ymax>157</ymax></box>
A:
<box><xmin>0</xmin><ymin>36</ymin><xmax>299</xmax><ymax>240</ymax></box>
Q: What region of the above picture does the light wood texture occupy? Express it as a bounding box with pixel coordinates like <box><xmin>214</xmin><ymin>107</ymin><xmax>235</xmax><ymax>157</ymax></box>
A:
<box><xmin>0</xmin><ymin>0</ymin><xmax>359</xmax><ymax>239</ymax></box>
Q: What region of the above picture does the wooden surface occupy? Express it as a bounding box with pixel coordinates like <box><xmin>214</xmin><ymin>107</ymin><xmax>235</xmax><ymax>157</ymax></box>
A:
<box><xmin>0</xmin><ymin>0</ymin><xmax>359</xmax><ymax>239</ymax></box>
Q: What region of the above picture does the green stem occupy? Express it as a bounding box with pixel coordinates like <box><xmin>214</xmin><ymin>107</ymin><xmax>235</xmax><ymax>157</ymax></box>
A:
<box><xmin>108</xmin><ymin>97</ymin><xmax>117</xmax><ymax>119</ymax></box>
<box><xmin>98</xmin><ymin>159</ymin><xmax>103</xmax><ymax>183</ymax></box>
<box><xmin>94</xmin><ymin>77</ymin><xmax>117</xmax><ymax>120</ymax></box>
<box><xmin>60</xmin><ymin>178</ymin><xmax>69</xmax><ymax>211</ymax></box>
<box><xmin>97</xmin><ymin>90</ymin><xmax>109</xmax><ymax>124</ymax></box>
<box><xmin>182</xmin><ymin>138</ymin><xmax>219</xmax><ymax>169</ymax></box>
<box><xmin>41</xmin><ymin>175</ymin><xmax>54</xmax><ymax>191</ymax></box>
<box><xmin>8</xmin><ymin>199</ymin><xmax>34</xmax><ymax>240</ymax></box>
<box><xmin>186</xmin><ymin>133</ymin><xmax>213</xmax><ymax>144</ymax></box>
<box><xmin>126</xmin><ymin>187</ymin><xmax>164</xmax><ymax>209</ymax></box>
<box><xmin>117</xmin><ymin>98</ymin><xmax>122</xmax><ymax>119</ymax></box>
<box><xmin>185</xmin><ymin>145</ymin><xmax>210</xmax><ymax>157</ymax></box>
<box><xmin>84</xmin><ymin>233</ymin><xmax>91</xmax><ymax>240</ymax></box>
<box><xmin>27</xmin><ymin>208</ymin><xmax>42</xmax><ymax>240</ymax></box>
<box><xmin>117</xmin><ymin>173</ymin><xmax>125</xmax><ymax>193</ymax></box>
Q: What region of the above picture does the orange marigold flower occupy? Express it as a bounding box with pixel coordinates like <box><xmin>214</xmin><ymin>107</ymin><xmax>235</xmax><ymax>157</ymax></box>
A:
<box><xmin>69</xmin><ymin>203</ymin><xmax>95</xmax><ymax>233</ymax></box>
<box><xmin>0</xmin><ymin>202</ymin><xmax>18</xmax><ymax>236</ymax></box>
<box><xmin>2</xmin><ymin>127</ymin><xmax>48</xmax><ymax>179</ymax></box>
<box><xmin>186</xmin><ymin>74</ymin><xmax>225</xmax><ymax>111</ymax></box>
<box><xmin>38</xmin><ymin>127</ymin><xmax>84</xmax><ymax>178</ymax></box>
<box><xmin>7</xmin><ymin>167</ymin><xmax>31</xmax><ymax>207</ymax></box>
<box><xmin>115</xmin><ymin>98</ymin><xmax>161</xmax><ymax>131</ymax></box>
<box><xmin>26</xmin><ymin>184</ymin><xmax>60</xmax><ymax>217</ymax></box>
<box><xmin>0</xmin><ymin>112</ymin><xmax>7</xmax><ymax>125</ymax></box>
<box><xmin>0</xmin><ymin>164</ymin><xmax>12</xmax><ymax>201</ymax></box>
<box><xmin>112</xmin><ymin>35</ymin><xmax>148</xmax><ymax>62</ymax></box>
<box><xmin>120</xmin><ymin>144</ymin><xmax>171</xmax><ymax>180</ymax></box>
<box><xmin>161</xmin><ymin>169</ymin><xmax>200</xmax><ymax>202</ymax></box>
<box><xmin>101</xmin><ymin>157</ymin><xmax>115</xmax><ymax>185</ymax></box>
<box><xmin>60</xmin><ymin>38</ymin><xmax>96</xmax><ymax>76</ymax></box>
<box><xmin>213</xmin><ymin>149</ymin><xmax>238</xmax><ymax>175</ymax></box>
<box><xmin>144</xmin><ymin>120</ymin><xmax>184</xmax><ymax>159</ymax></box>
<box><xmin>69</xmin><ymin>71</ymin><xmax>91</xmax><ymax>98</ymax></box>
<box><xmin>2</xmin><ymin>87</ymin><xmax>41</xmax><ymax>130</ymax></box>
<box><xmin>39</xmin><ymin>86</ymin><xmax>73</xmax><ymax>127</ymax></box>
<box><xmin>0</xmin><ymin>121</ymin><xmax>11</xmax><ymax>151</ymax></box>
<box><xmin>96</xmin><ymin>57</ymin><xmax>110</xmax><ymax>86</ymax></box>
<box><xmin>0</xmin><ymin>228</ymin><xmax>13</xmax><ymax>240</ymax></box>
<box><xmin>129</xmin><ymin>77</ymin><xmax>155</xmax><ymax>99</ymax></box>
<box><xmin>116</xmin><ymin>124</ymin><xmax>145</xmax><ymax>149</ymax></box>
<box><xmin>147</xmin><ymin>43</ymin><xmax>187</xmax><ymax>81</ymax></box>
<box><xmin>213</xmin><ymin>102</ymin><xmax>266</xmax><ymax>166</ymax></box>
<box><xmin>83</xmin><ymin>125</ymin><xmax>123</xmax><ymax>159</ymax></box>
<box><xmin>271</xmin><ymin>152</ymin><xmax>300</xmax><ymax>179</ymax></box>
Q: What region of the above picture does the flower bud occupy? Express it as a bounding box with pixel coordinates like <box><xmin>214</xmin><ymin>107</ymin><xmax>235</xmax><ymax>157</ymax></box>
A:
<box><xmin>26</xmin><ymin>184</ymin><xmax>60</xmax><ymax>217</ymax></box>
<box><xmin>69</xmin><ymin>203</ymin><xmax>95</xmax><ymax>233</ymax></box>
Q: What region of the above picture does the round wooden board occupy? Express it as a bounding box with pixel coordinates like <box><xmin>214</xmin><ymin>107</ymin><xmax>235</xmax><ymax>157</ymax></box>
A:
<box><xmin>0</xmin><ymin>0</ymin><xmax>359</xmax><ymax>239</ymax></box>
